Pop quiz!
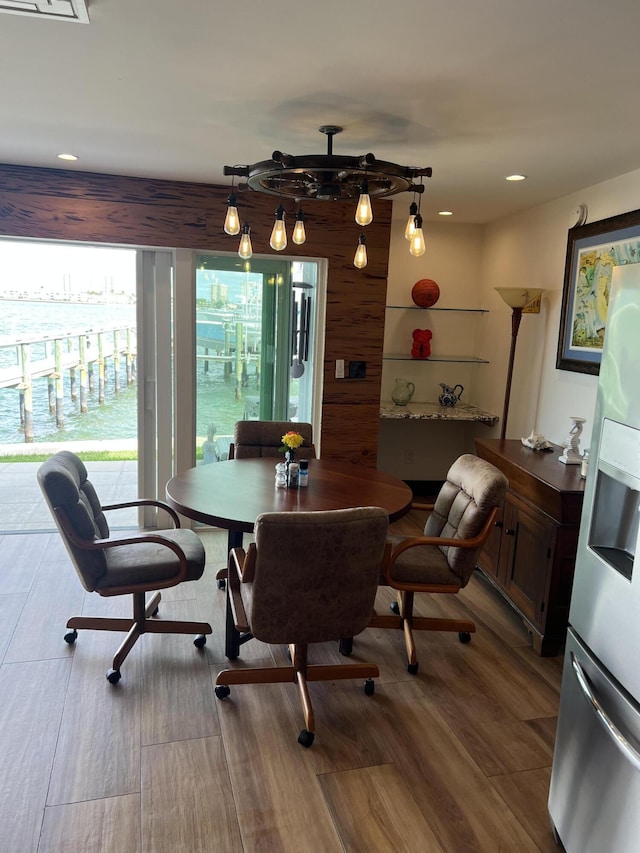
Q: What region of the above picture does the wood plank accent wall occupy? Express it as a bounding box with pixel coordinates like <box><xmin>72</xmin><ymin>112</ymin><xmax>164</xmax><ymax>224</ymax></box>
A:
<box><xmin>0</xmin><ymin>163</ymin><xmax>392</xmax><ymax>465</ymax></box>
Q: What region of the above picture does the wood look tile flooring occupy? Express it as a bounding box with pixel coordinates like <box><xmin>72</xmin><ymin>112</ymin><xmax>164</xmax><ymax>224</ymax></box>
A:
<box><xmin>0</xmin><ymin>515</ymin><xmax>563</xmax><ymax>852</ymax></box>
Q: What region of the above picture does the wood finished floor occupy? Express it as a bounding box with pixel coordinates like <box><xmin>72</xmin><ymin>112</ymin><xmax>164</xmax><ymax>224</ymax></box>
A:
<box><xmin>0</xmin><ymin>514</ymin><xmax>564</xmax><ymax>852</ymax></box>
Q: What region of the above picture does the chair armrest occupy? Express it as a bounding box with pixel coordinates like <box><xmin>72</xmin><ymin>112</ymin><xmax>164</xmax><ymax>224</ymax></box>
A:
<box><xmin>384</xmin><ymin>506</ymin><xmax>499</xmax><ymax>581</ymax></box>
<box><xmin>102</xmin><ymin>499</ymin><xmax>181</xmax><ymax>528</ymax></box>
<box><xmin>410</xmin><ymin>501</ymin><xmax>435</xmax><ymax>512</ymax></box>
<box><xmin>55</xmin><ymin>506</ymin><xmax>191</xmax><ymax>591</ymax></box>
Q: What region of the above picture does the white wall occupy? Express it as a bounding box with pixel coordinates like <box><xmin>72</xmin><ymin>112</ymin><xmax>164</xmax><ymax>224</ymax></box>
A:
<box><xmin>478</xmin><ymin>167</ymin><xmax>640</xmax><ymax>451</ymax></box>
<box><xmin>381</xmin><ymin>166</ymin><xmax>640</xmax><ymax>478</ymax></box>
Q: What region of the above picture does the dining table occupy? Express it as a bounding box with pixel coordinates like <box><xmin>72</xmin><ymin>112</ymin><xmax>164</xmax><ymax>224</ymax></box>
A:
<box><xmin>165</xmin><ymin>457</ymin><xmax>413</xmax><ymax>657</ymax></box>
<box><xmin>165</xmin><ymin>456</ymin><xmax>412</xmax><ymax>549</ymax></box>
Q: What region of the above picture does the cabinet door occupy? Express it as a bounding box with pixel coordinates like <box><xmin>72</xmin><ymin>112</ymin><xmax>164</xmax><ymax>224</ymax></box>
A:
<box><xmin>500</xmin><ymin>494</ymin><xmax>555</xmax><ymax>630</ymax></box>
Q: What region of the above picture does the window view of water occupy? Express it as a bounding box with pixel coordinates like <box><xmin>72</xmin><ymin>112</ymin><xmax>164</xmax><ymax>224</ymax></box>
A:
<box><xmin>0</xmin><ymin>242</ymin><xmax>312</xmax><ymax>453</ymax></box>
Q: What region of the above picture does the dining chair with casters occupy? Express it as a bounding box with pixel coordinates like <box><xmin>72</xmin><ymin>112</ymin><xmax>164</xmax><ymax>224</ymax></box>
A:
<box><xmin>214</xmin><ymin>507</ymin><xmax>389</xmax><ymax>747</ymax></box>
<box><xmin>228</xmin><ymin>419</ymin><xmax>316</xmax><ymax>460</ymax></box>
<box><xmin>37</xmin><ymin>450</ymin><xmax>212</xmax><ymax>684</ymax></box>
<box><xmin>365</xmin><ymin>454</ymin><xmax>507</xmax><ymax>674</ymax></box>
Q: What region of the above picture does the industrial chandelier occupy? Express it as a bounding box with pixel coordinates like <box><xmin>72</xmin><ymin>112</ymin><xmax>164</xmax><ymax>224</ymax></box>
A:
<box><xmin>222</xmin><ymin>125</ymin><xmax>432</xmax><ymax>269</ymax></box>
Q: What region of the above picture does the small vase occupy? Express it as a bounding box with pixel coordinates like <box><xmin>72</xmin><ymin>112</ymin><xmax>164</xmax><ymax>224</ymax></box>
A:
<box><xmin>391</xmin><ymin>378</ymin><xmax>416</xmax><ymax>406</ymax></box>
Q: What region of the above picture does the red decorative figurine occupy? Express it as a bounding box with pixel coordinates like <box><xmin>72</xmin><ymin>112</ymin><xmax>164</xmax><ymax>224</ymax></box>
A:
<box><xmin>411</xmin><ymin>328</ymin><xmax>432</xmax><ymax>359</ymax></box>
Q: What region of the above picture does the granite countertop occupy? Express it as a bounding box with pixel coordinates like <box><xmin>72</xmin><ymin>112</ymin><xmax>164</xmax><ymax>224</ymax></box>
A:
<box><xmin>380</xmin><ymin>401</ymin><xmax>499</xmax><ymax>426</ymax></box>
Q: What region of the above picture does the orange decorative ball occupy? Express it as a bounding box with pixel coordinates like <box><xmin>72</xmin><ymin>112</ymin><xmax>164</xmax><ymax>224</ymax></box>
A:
<box><xmin>411</xmin><ymin>279</ymin><xmax>440</xmax><ymax>308</ymax></box>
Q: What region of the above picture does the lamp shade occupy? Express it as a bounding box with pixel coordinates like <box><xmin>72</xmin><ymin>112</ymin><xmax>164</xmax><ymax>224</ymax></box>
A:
<box><xmin>495</xmin><ymin>287</ymin><xmax>545</xmax><ymax>313</ymax></box>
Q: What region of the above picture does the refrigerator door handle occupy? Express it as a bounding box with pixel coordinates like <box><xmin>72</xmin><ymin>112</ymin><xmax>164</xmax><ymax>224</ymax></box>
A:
<box><xmin>571</xmin><ymin>652</ymin><xmax>640</xmax><ymax>772</ymax></box>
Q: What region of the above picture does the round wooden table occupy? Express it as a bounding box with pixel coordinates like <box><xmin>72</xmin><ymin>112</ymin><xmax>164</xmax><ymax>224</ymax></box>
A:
<box><xmin>166</xmin><ymin>457</ymin><xmax>412</xmax><ymax>543</ymax></box>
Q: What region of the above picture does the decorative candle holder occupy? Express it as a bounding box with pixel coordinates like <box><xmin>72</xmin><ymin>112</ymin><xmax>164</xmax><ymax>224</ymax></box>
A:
<box><xmin>559</xmin><ymin>416</ymin><xmax>586</xmax><ymax>465</ymax></box>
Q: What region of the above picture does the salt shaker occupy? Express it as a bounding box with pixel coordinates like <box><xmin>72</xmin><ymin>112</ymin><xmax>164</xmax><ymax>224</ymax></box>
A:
<box><xmin>275</xmin><ymin>462</ymin><xmax>287</xmax><ymax>488</ymax></box>
<box><xmin>299</xmin><ymin>459</ymin><xmax>309</xmax><ymax>487</ymax></box>
<box><xmin>287</xmin><ymin>461</ymin><xmax>299</xmax><ymax>488</ymax></box>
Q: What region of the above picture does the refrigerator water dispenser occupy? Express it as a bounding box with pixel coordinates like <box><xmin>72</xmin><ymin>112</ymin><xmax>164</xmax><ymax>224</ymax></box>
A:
<box><xmin>588</xmin><ymin>420</ymin><xmax>640</xmax><ymax>582</ymax></box>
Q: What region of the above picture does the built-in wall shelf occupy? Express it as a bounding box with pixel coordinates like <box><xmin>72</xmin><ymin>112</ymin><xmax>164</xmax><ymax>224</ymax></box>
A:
<box><xmin>383</xmin><ymin>305</ymin><xmax>489</xmax><ymax>364</ymax></box>
<box><xmin>383</xmin><ymin>354</ymin><xmax>489</xmax><ymax>363</ymax></box>
<box><xmin>386</xmin><ymin>305</ymin><xmax>488</xmax><ymax>313</ymax></box>
<box><xmin>380</xmin><ymin>401</ymin><xmax>499</xmax><ymax>426</ymax></box>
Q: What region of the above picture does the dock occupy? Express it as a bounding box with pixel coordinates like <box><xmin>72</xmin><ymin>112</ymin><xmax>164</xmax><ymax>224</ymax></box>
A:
<box><xmin>0</xmin><ymin>326</ymin><xmax>136</xmax><ymax>442</ymax></box>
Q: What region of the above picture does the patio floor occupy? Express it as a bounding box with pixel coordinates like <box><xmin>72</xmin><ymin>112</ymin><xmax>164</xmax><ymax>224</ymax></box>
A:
<box><xmin>0</xmin><ymin>451</ymin><xmax>139</xmax><ymax>533</ymax></box>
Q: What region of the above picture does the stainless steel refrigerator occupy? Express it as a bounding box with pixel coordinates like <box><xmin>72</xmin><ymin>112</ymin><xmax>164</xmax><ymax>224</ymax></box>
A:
<box><xmin>549</xmin><ymin>264</ymin><xmax>640</xmax><ymax>852</ymax></box>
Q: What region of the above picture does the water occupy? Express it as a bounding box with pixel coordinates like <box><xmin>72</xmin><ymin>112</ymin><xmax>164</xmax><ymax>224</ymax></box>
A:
<box><xmin>0</xmin><ymin>299</ymin><xmax>256</xmax><ymax>446</ymax></box>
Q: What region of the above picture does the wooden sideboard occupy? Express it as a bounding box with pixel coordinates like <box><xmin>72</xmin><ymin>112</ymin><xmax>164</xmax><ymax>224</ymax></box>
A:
<box><xmin>474</xmin><ymin>438</ymin><xmax>586</xmax><ymax>656</ymax></box>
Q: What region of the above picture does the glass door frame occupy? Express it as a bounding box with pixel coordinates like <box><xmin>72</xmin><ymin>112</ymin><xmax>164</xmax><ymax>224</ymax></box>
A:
<box><xmin>172</xmin><ymin>249</ymin><xmax>327</xmax><ymax>485</ymax></box>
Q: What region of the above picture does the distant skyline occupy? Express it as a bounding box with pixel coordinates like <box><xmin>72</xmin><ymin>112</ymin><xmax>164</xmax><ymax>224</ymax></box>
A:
<box><xmin>0</xmin><ymin>240</ymin><xmax>136</xmax><ymax>296</ymax></box>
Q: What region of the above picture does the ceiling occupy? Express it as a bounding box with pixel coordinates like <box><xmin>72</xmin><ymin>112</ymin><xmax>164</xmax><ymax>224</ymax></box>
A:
<box><xmin>2</xmin><ymin>0</ymin><xmax>640</xmax><ymax>224</ymax></box>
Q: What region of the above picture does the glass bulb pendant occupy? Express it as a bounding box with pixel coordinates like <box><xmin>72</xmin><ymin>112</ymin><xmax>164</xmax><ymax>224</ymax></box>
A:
<box><xmin>292</xmin><ymin>207</ymin><xmax>306</xmax><ymax>245</ymax></box>
<box><xmin>355</xmin><ymin>181</ymin><xmax>373</xmax><ymax>226</ymax></box>
<box><xmin>409</xmin><ymin>214</ymin><xmax>426</xmax><ymax>257</ymax></box>
<box><xmin>270</xmin><ymin>204</ymin><xmax>287</xmax><ymax>251</ymax></box>
<box><xmin>404</xmin><ymin>201</ymin><xmax>418</xmax><ymax>241</ymax></box>
<box><xmin>238</xmin><ymin>223</ymin><xmax>252</xmax><ymax>259</ymax></box>
<box><xmin>224</xmin><ymin>192</ymin><xmax>240</xmax><ymax>236</ymax></box>
<box><xmin>354</xmin><ymin>233</ymin><xmax>368</xmax><ymax>269</ymax></box>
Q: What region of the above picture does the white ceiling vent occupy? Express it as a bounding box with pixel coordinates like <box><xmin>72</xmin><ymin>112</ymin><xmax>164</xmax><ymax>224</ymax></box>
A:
<box><xmin>0</xmin><ymin>1</ymin><xmax>89</xmax><ymax>22</ymax></box>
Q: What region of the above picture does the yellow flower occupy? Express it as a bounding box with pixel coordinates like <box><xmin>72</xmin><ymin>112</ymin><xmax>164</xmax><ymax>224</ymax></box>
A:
<box><xmin>280</xmin><ymin>431</ymin><xmax>304</xmax><ymax>451</ymax></box>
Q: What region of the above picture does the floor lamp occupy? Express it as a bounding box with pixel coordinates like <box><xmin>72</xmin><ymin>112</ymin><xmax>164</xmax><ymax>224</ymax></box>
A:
<box><xmin>494</xmin><ymin>288</ymin><xmax>545</xmax><ymax>440</ymax></box>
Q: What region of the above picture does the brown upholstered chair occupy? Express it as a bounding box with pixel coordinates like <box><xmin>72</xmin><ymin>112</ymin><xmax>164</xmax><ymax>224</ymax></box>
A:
<box><xmin>368</xmin><ymin>454</ymin><xmax>507</xmax><ymax>674</ymax></box>
<box><xmin>229</xmin><ymin>420</ymin><xmax>316</xmax><ymax>460</ymax></box>
<box><xmin>214</xmin><ymin>507</ymin><xmax>389</xmax><ymax>747</ymax></box>
<box><xmin>37</xmin><ymin>451</ymin><xmax>212</xmax><ymax>683</ymax></box>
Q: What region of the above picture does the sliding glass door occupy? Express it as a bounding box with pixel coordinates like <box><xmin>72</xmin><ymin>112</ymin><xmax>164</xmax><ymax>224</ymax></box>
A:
<box><xmin>188</xmin><ymin>253</ymin><xmax>323</xmax><ymax>465</ymax></box>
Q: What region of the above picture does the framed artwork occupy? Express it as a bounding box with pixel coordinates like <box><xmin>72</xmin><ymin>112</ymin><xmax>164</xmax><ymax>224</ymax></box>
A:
<box><xmin>556</xmin><ymin>208</ymin><xmax>640</xmax><ymax>375</ymax></box>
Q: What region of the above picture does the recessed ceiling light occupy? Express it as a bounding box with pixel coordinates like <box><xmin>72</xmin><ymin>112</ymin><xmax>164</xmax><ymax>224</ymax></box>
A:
<box><xmin>438</xmin><ymin>211</ymin><xmax>453</xmax><ymax>216</ymax></box>
<box><xmin>57</xmin><ymin>153</ymin><xmax>78</xmax><ymax>161</ymax></box>
<box><xmin>505</xmin><ymin>174</ymin><xmax>527</xmax><ymax>182</ymax></box>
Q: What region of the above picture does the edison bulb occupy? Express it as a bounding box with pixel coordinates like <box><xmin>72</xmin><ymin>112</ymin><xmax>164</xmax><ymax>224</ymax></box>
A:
<box><xmin>224</xmin><ymin>193</ymin><xmax>240</xmax><ymax>235</ymax></box>
<box><xmin>355</xmin><ymin>191</ymin><xmax>373</xmax><ymax>227</ymax></box>
<box><xmin>238</xmin><ymin>224</ymin><xmax>252</xmax><ymax>259</ymax></box>
<box><xmin>409</xmin><ymin>214</ymin><xmax>426</xmax><ymax>257</ymax></box>
<box><xmin>354</xmin><ymin>234</ymin><xmax>368</xmax><ymax>269</ymax></box>
<box><xmin>404</xmin><ymin>202</ymin><xmax>418</xmax><ymax>241</ymax></box>
<box><xmin>270</xmin><ymin>219</ymin><xmax>287</xmax><ymax>251</ymax></box>
<box><xmin>292</xmin><ymin>209</ymin><xmax>306</xmax><ymax>245</ymax></box>
<box><xmin>270</xmin><ymin>204</ymin><xmax>287</xmax><ymax>251</ymax></box>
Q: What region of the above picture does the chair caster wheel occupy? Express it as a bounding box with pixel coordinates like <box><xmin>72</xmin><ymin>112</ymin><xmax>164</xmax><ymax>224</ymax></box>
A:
<box><xmin>194</xmin><ymin>634</ymin><xmax>207</xmax><ymax>649</ymax></box>
<box><xmin>364</xmin><ymin>679</ymin><xmax>375</xmax><ymax>696</ymax></box>
<box><xmin>339</xmin><ymin>638</ymin><xmax>353</xmax><ymax>656</ymax></box>
<box><xmin>407</xmin><ymin>662</ymin><xmax>419</xmax><ymax>675</ymax></box>
<box><xmin>106</xmin><ymin>669</ymin><xmax>121</xmax><ymax>684</ymax></box>
<box><xmin>215</xmin><ymin>684</ymin><xmax>231</xmax><ymax>700</ymax></box>
<box><xmin>64</xmin><ymin>629</ymin><xmax>78</xmax><ymax>644</ymax></box>
<box><xmin>298</xmin><ymin>729</ymin><xmax>315</xmax><ymax>748</ymax></box>
<box><xmin>458</xmin><ymin>631</ymin><xmax>472</xmax><ymax>644</ymax></box>
<box><xmin>217</xmin><ymin>579</ymin><xmax>226</xmax><ymax>590</ymax></box>
<box><xmin>390</xmin><ymin>601</ymin><xmax>400</xmax><ymax>615</ymax></box>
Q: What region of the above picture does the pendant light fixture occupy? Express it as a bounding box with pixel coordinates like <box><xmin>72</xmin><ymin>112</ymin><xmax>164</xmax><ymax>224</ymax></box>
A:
<box><xmin>223</xmin><ymin>192</ymin><xmax>240</xmax><ymax>236</ymax></box>
<box><xmin>355</xmin><ymin>180</ymin><xmax>373</xmax><ymax>226</ymax></box>
<box><xmin>292</xmin><ymin>206</ymin><xmax>306</xmax><ymax>245</ymax></box>
<box><xmin>409</xmin><ymin>213</ymin><xmax>426</xmax><ymax>257</ymax></box>
<box><xmin>238</xmin><ymin>222</ymin><xmax>253</xmax><ymax>259</ymax></box>
<box><xmin>354</xmin><ymin>233</ymin><xmax>367</xmax><ymax>269</ymax></box>
<box><xmin>404</xmin><ymin>200</ymin><xmax>418</xmax><ymax>240</ymax></box>
<box><xmin>223</xmin><ymin>125</ymin><xmax>432</xmax><ymax>268</ymax></box>
<box><xmin>269</xmin><ymin>203</ymin><xmax>287</xmax><ymax>251</ymax></box>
